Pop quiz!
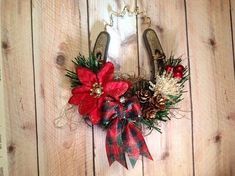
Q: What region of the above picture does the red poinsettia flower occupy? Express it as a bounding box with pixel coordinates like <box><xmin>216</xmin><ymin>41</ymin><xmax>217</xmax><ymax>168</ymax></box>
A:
<box><xmin>68</xmin><ymin>62</ymin><xmax>130</xmax><ymax>125</ymax></box>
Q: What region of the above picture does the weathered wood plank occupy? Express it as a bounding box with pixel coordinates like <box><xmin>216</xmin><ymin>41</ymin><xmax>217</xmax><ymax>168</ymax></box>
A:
<box><xmin>88</xmin><ymin>0</ymin><xmax>142</xmax><ymax>175</ymax></box>
<box><xmin>137</xmin><ymin>0</ymin><xmax>193</xmax><ymax>175</ymax></box>
<box><xmin>2</xmin><ymin>1</ymin><xmax>235</xmax><ymax>175</ymax></box>
<box><xmin>1</xmin><ymin>0</ymin><xmax>38</xmax><ymax>175</ymax></box>
<box><xmin>231</xmin><ymin>0</ymin><xmax>235</xmax><ymax>72</ymax></box>
<box><xmin>186</xmin><ymin>0</ymin><xmax>235</xmax><ymax>175</ymax></box>
<box><xmin>32</xmin><ymin>0</ymin><xmax>93</xmax><ymax>175</ymax></box>
<box><xmin>0</xmin><ymin>1</ymin><xmax>9</xmax><ymax>175</ymax></box>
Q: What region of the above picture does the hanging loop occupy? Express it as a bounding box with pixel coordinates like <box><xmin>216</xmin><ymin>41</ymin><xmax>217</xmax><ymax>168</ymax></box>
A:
<box><xmin>104</xmin><ymin>5</ymin><xmax>151</xmax><ymax>31</ymax></box>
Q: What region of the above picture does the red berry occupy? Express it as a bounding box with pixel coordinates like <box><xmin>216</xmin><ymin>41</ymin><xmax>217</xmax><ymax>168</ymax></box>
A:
<box><xmin>173</xmin><ymin>71</ymin><xmax>183</xmax><ymax>79</ymax></box>
<box><xmin>165</xmin><ymin>65</ymin><xmax>174</xmax><ymax>73</ymax></box>
<box><xmin>174</xmin><ymin>64</ymin><xmax>184</xmax><ymax>72</ymax></box>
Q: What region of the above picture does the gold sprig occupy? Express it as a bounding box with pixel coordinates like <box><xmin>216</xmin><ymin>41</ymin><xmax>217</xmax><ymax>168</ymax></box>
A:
<box><xmin>114</xmin><ymin>72</ymin><xmax>147</xmax><ymax>85</ymax></box>
<box><xmin>54</xmin><ymin>103</ymin><xmax>83</xmax><ymax>131</ymax></box>
<box><xmin>104</xmin><ymin>5</ymin><xmax>151</xmax><ymax>31</ymax></box>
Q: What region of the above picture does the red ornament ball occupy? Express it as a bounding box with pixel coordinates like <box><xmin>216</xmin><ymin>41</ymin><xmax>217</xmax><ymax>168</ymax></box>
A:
<box><xmin>174</xmin><ymin>64</ymin><xmax>184</xmax><ymax>72</ymax></box>
<box><xmin>173</xmin><ymin>71</ymin><xmax>183</xmax><ymax>79</ymax></box>
<box><xmin>165</xmin><ymin>65</ymin><xmax>174</xmax><ymax>73</ymax></box>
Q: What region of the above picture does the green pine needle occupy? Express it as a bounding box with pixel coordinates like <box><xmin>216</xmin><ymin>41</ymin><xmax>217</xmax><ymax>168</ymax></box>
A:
<box><xmin>136</xmin><ymin>55</ymin><xmax>189</xmax><ymax>133</ymax></box>
<box><xmin>66</xmin><ymin>54</ymin><xmax>189</xmax><ymax>134</ymax></box>
<box><xmin>66</xmin><ymin>53</ymin><xmax>103</xmax><ymax>87</ymax></box>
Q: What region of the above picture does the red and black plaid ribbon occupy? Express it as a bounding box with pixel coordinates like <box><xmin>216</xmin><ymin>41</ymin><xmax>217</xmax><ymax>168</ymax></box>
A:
<box><xmin>102</xmin><ymin>96</ymin><xmax>153</xmax><ymax>168</ymax></box>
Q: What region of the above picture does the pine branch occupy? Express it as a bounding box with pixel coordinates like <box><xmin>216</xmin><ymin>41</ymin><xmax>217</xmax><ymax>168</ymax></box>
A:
<box><xmin>140</xmin><ymin>118</ymin><xmax>162</xmax><ymax>133</ymax></box>
<box><xmin>66</xmin><ymin>53</ymin><xmax>104</xmax><ymax>88</ymax></box>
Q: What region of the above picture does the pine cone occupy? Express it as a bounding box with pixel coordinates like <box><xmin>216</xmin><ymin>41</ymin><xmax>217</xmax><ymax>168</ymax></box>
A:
<box><xmin>150</xmin><ymin>94</ymin><xmax>166</xmax><ymax>110</ymax></box>
<box><xmin>143</xmin><ymin>107</ymin><xmax>157</xmax><ymax>119</ymax></box>
<box><xmin>136</xmin><ymin>89</ymin><xmax>152</xmax><ymax>104</ymax></box>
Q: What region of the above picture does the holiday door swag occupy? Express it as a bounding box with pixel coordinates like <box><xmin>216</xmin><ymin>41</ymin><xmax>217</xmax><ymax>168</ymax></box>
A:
<box><xmin>64</xmin><ymin>7</ymin><xmax>189</xmax><ymax>169</ymax></box>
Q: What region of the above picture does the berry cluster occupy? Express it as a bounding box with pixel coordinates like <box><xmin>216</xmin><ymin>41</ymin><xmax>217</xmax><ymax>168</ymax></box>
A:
<box><xmin>165</xmin><ymin>64</ymin><xmax>185</xmax><ymax>79</ymax></box>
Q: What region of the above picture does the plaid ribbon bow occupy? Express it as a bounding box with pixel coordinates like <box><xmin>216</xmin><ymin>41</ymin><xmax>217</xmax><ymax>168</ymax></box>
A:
<box><xmin>102</xmin><ymin>96</ymin><xmax>153</xmax><ymax>168</ymax></box>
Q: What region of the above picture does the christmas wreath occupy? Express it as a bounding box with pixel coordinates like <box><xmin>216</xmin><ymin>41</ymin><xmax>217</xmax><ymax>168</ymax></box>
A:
<box><xmin>62</xmin><ymin>5</ymin><xmax>189</xmax><ymax>169</ymax></box>
<box><xmin>66</xmin><ymin>54</ymin><xmax>188</xmax><ymax>168</ymax></box>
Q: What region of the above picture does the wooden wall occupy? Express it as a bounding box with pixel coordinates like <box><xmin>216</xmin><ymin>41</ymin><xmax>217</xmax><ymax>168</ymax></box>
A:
<box><xmin>1</xmin><ymin>0</ymin><xmax>235</xmax><ymax>175</ymax></box>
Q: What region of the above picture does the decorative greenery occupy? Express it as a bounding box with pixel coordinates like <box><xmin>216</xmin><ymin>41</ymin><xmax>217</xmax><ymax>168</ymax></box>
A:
<box><xmin>134</xmin><ymin>56</ymin><xmax>189</xmax><ymax>133</ymax></box>
<box><xmin>66</xmin><ymin>54</ymin><xmax>103</xmax><ymax>87</ymax></box>
<box><xmin>66</xmin><ymin>54</ymin><xmax>189</xmax><ymax>134</ymax></box>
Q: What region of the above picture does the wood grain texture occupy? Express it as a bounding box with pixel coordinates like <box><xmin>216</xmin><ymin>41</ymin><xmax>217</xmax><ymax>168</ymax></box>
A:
<box><xmin>88</xmin><ymin>0</ymin><xmax>142</xmax><ymax>175</ymax></box>
<box><xmin>32</xmin><ymin>0</ymin><xmax>93</xmax><ymax>175</ymax></box>
<box><xmin>186</xmin><ymin>0</ymin><xmax>235</xmax><ymax>175</ymax></box>
<box><xmin>1</xmin><ymin>0</ymin><xmax>38</xmax><ymax>175</ymax></box>
<box><xmin>0</xmin><ymin>1</ymin><xmax>9</xmax><ymax>175</ymax></box>
<box><xmin>137</xmin><ymin>0</ymin><xmax>193</xmax><ymax>176</ymax></box>
<box><xmin>231</xmin><ymin>0</ymin><xmax>235</xmax><ymax>72</ymax></box>
<box><xmin>2</xmin><ymin>0</ymin><xmax>235</xmax><ymax>175</ymax></box>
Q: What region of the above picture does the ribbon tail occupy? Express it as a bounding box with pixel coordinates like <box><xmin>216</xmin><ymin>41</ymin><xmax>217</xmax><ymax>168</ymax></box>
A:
<box><xmin>105</xmin><ymin>118</ymin><xmax>128</xmax><ymax>168</ymax></box>
<box><xmin>123</xmin><ymin>123</ymin><xmax>153</xmax><ymax>168</ymax></box>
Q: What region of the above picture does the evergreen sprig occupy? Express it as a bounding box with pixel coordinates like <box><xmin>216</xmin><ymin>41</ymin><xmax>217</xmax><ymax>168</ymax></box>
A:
<box><xmin>66</xmin><ymin>53</ymin><xmax>103</xmax><ymax>87</ymax></box>
<box><xmin>66</xmin><ymin>54</ymin><xmax>189</xmax><ymax>134</ymax></box>
<box><xmin>131</xmin><ymin>56</ymin><xmax>189</xmax><ymax>133</ymax></box>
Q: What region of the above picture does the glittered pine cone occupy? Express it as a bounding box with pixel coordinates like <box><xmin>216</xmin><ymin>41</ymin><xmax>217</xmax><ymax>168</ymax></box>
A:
<box><xmin>136</xmin><ymin>89</ymin><xmax>152</xmax><ymax>104</ymax></box>
<box><xmin>150</xmin><ymin>94</ymin><xmax>167</xmax><ymax>111</ymax></box>
<box><xmin>143</xmin><ymin>107</ymin><xmax>157</xmax><ymax>119</ymax></box>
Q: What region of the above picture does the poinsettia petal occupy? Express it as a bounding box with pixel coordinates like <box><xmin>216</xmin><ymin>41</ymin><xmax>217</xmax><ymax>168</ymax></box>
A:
<box><xmin>88</xmin><ymin>97</ymin><xmax>105</xmax><ymax>124</ymax></box>
<box><xmin>68</xmin><ymin>93</ymin><xmax>88</xmax><ymax>105</ymax></box>
<box><xmin>77</xmin><ymin>67</ymin><xmax>97</xmax><ymax>86</ymax></box>
<box><xmin>125</xmin><ymin>80</ymin><xmax>132</xmax><ymax>88</ymax></box>
<box><xmin>97</xmin><ymin>62</ymin><xmax>114</xmax><ymax>84</ymax></box>
<box><xmin>78</xmin><ymin>95</ymin><xmax>97</xmax><ymax>115</ymax></box>
<box><xmin>71</xmin><ymin>86</ymin><xmax>90</xmax><ymax>94</ymax></box>
<box><xmin>89</xmin><ymin>107</ymin><xmax>101</xmax><ymax>124</ymax></box>
<box><xmin>104</xmin><ymin>81</ymin><xmax>130</xmax><ymax>100</ymax></box>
